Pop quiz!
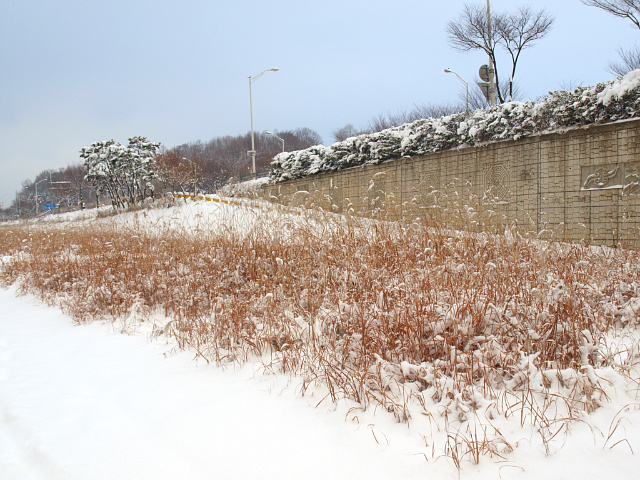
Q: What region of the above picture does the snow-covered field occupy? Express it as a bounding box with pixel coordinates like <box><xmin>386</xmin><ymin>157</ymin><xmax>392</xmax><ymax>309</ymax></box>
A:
<box><xmin>0</xmin><ymin>285</ymin><xmax>435</xmax><ymax>480</ymax></box>
<box><xmin>1</xmin><ymin>200</ymin><xmax>640</xmax><ymax>479</ymax></box>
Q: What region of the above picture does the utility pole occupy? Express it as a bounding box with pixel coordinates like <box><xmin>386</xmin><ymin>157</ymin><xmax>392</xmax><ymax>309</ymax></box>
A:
<box><xmin>49</xmin><ymin>172</ymin><xmax>71</xmax><ymax>212</ymax></box>
<box><xmin>486</xmin><ymin>0</ymin><xmax>496</xmax><ymax>107</ymax></box>
<box><xmin>248</xmin><ymin>67</ymin><xmax>279</xmax><ymax>178</ymax></box>
<box><xmin>34</xmin><ymin>179</ymin><xmax>47</xmax><ymax>215</ymax></box>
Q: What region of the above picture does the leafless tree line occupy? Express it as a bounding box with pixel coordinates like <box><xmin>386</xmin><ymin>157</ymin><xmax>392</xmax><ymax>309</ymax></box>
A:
<box><xmin>332</xmin><ymin>103</ymin><xmax>461</xmax><ymax>142</ymax></box>
<box><xmin>156</xmin><ymin>127</ymin><xmax>323</xmax><ymax>194</ymax></box>
<box><xmin>2</xmin><ymin>164</ymin><xmax>96</xmax><ymax>217</ymax></box>
<box><xmin>4</xmin><ymin>128</ymin><xmax>323</xmax><ymax>216</ymax></box>
<box><xmin>581</xmin><ymin>0</ymin><xmax>640</xmax><ymax>75</ymax></box>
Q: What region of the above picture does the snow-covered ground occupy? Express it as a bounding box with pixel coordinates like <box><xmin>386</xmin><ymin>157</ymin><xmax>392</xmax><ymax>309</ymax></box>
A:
<box><xmin>0</xmin><ymin>286</ymin><xmax>429</xmax><ymax>480</ymax></box>
<box><xmin>1</xmin><ymin>201</ymin><xmax>640</xmax><ymax>479</ymax></box>
<box><xmin>3</xmin><ymin>285</ymin><xmax>639</xmax><ymax>480</ymax></box>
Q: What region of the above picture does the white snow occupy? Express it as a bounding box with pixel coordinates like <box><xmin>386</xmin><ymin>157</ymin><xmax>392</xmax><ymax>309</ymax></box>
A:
<box><xmin>3</xmin><ymin>283</ymin><xmax>640</xmax><ymax>479</ymax></box>
<box><xmin>0</xmin><ymin>286</ymin><xmax>428</xmax><ymax>480</ymax></box>
<box><xmin>597</xmin><ymin>69</ymin><xmax>640</xmax><ymax>105</ymax></box>
<box><xmin>2</xmin><ymin>201</ymin><xmax>640</xmax><ymax>479</ymax></box>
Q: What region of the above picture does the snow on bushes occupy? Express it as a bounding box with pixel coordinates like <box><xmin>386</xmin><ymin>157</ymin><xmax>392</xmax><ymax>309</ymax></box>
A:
<box><xmin>270</xmin><ymin>70</ymin><xmax>640</xmax><ymax>182</ymax></box>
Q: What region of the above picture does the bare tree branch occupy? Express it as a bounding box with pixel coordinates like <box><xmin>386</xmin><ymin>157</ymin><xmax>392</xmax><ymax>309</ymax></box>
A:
<box><xmin>608</xmin><ymin>44</ymin><xmax>640</xmax><ymax>74</ymax></box>
<box><xmin>447</xmin><ymin>5</ymin><xmax>498</xmax><ymax>54</ymax></box>
<box><xmin>447</xmin><ymin>4</ymin><xmax>554</xmax><ymax>104</ymax></box>
<box><xmin>495</xmin><ymin>7</ymin><xmax>554</xmax><ymax>100</ymax></box>
<box><xmin>332</xmin><ymin>104</ymin><xmax>459</xmax><ymax>141</ymax></box>
<box><xmin>447</xmin><ymin>5</ymin><xmax>504</xmax><ymax>103</ymax></box>
<box><xmin>581</xmin><ymin>0</ymin><xmax>640</xmax><ymax>30</ymax></box>
<box><xmin>581</xmin><ymin>1</ymin><xmax>640</xmax><ymax>76</ymax></box>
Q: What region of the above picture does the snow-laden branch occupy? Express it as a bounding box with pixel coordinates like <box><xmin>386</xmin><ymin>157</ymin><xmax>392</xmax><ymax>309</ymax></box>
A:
<box><xmin>270</xmin><ymin>71</ymin><xmax>640</xmax><ymax>183</ymax></box>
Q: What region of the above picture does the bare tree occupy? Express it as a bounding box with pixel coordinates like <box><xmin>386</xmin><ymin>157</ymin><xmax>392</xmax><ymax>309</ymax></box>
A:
<box><xmin>165</xmin><ymin>127</ymin><xmax>323</xmax><ymax>185</ymax></box>
<box><xmin>447</xmin><ymin>4</ymin><xmax>554</xmax><ymax>103</ymax></box>
<box><xmin>581</xmin><ymin>0</ymin><xmax>640</xmax><ymax>29</ymax></box>
<box><xmin>608</xmin><ymin>44</ymin><xmax>640</xmax><ymax>74</ymax></box>
<box><xmin>332</xmin><ymin>124</ymin><xmax>369</xmax><ymax>142</ymax></box>
<box><xmin>464</xmin><ymin>78</ymin><xmax>524</xmax><ymax>110</ymax></box>
<box><xmin>332</xmin><ymin>103</ymin><xmax>460</xmax><ymax>142</ymax></box>
<box><xmin>411</xmin><ymin>103</ymin><xmax>459</xmax><ymax>120</ymax></box>
<box><xmin>558</xmin><ymin>78</ymin><xmax>585</xmax><ymax>92</ymax></box>
<box><xmin>60</xmin><ymin>164</ymin><xmax>93</xmax><ymax>209</ymax></box>
<box><xmin>581</xmin><ymin>1</ymin><xmax>640</xmax><ymax>75</ymax></box>
<box><xmin>447</xmin><ymin>5</ymin><xmax>501</xmax><ymax>100</ymax></box>
<box><xmin>265</xmin><ymin>128</ymin><xmax>322</xmax><ymax>152</ymax></box>
<box><xmin>495</xmin><ymin>7</ymin><xmax>554</xmax><ymax>100</ymax></box>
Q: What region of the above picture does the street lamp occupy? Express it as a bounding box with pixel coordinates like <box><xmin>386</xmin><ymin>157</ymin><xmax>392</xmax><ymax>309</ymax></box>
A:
<box><xmin>486</xmin><ymin>0</ymin><xmax>496</xmax><ymax>107</ymax></box>
<box><xmin>1</xmin><ymin>193</ymin><xmax>10</xmax><ymax>222</ymax></box>
<box><xmin>444</xmin><ymin>68</ymin><xmax>469</xmax><ymax>116</ymax></box>
<box><xmin>249</xmin><ymin>67</ymin><xmax>279</xmax><ymax>178</ymax></box>
<box><xmin>35</xmin><ymin>178</ymin><xmax>47</xmax><ymax>215</ymax></box>
<box><xmin>266</xmin><ymin>131</ymin><xmax>285</xmax><ymax>152</ymax></box>
<box><xmin>1</xmin><ymin>193</ymin><xmax>10</xmax><ymax>209</ymax></box>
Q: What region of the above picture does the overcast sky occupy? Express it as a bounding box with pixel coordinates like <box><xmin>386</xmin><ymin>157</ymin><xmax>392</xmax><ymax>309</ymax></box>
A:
<box><xmin>0</xmin><ymin>0</ymin><xmax>637</xmax><ymax>204</ymax></box>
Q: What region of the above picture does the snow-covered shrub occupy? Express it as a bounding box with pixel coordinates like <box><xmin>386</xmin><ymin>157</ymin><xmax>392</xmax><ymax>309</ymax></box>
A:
<box><xmin>270</xmin><ymin>71</ymin><xmax>640</xmax><ymax>182</ymax></box>
<box><xmin>81</xmin><ymin>136</ymin><xmax>160</xmax><ymax>208</ymax></box>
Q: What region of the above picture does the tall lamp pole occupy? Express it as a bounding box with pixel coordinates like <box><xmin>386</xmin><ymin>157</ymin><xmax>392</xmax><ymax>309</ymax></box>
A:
<box><xmin>486</xmin><ymin>0</ymin><xmax>496</xmax><ymax>106</ymax></box>
<box><xmin>266</xmin><ymin>130</ymin><xmax>285</xmax><ymax>152</ymax></box>
<box><xmin>444</xmin><ymin>68</ymin><xmax>469</xmax><ymax>116</ymax></box>
<box><xmin>249</xmin><ymin>67</ymin><xmax>279</xmax><ymax>177</ymax></box>
<box><xmin>35</xmin><ymin>178</ymin><xmax>47</xmax><ymax>215</ymax></box>
<box><xmin>1</xmin><ymin>193</ymin><xmax>10</xmax><ymax>222</ymax></box>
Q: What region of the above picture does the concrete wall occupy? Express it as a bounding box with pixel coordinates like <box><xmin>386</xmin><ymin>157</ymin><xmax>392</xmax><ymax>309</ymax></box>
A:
<box><xmin>263</xmin><ymin>119</ymin><xmax>640</xmax><ymax>248</ymax></box>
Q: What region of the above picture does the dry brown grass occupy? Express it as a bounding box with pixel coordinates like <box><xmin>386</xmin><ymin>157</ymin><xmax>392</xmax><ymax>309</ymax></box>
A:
<box><xmin>1</xmin><ymin>195</ymin><xmax>638</xmax><ymax>465</ymax></box>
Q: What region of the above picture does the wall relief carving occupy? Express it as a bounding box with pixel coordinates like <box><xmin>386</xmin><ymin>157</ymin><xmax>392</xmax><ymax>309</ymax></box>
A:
<box><xmin>483</xmin><ymin>162</ymin><xmax>511</xmax><ymax>200</ymax></box>
<box><xmin>581</xmin><ymin>163</ymin><xmax>639</xmax><ymax>195</ymax></box>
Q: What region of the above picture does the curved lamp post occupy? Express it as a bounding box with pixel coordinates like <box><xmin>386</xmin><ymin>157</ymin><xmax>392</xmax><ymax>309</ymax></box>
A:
<box><xmin>444</xmin><ymin>68</ymin><xmax>469</xmax><ymax>116</ymax></box>
<box><xmin>249</xmin><ymin>67</ymin><xmax>279</xmax><ymax>177</ymax></box>
<box><xmin>1</xmin><ymin>193</ymin><xmax>10</xmax><ymax>209</ymax></box>
<box><xmin>1</xmin><ymin>193</ymin><xmax>10</xmax><ymax>221</ymax></box>
<box><xmin>266</xmin><ymin>130</ymin><xmax>285</xmax><ymax>152</ymax></box>
<box><xmin>486</xmin><ymin>0</ymin><xmax>496</xmax><ymax>106</ymax></box>
<box><xmin>35</xmin><ymin>178</ymin><xmax>47</xmax><ymax>214</ymax></box>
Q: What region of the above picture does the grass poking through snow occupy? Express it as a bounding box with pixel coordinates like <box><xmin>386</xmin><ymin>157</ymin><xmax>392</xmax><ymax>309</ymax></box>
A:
<box><xmin>1</xmin><ymin>196</ymin><xmax>639</xmax><ymax>466</ymax></box>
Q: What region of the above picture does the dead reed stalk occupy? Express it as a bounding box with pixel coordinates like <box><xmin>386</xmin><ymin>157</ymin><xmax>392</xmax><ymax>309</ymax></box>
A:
<box><xmin>1</xmin><ymin>196</ymin><xmax>638</xmax><ymax>465</ymax></box>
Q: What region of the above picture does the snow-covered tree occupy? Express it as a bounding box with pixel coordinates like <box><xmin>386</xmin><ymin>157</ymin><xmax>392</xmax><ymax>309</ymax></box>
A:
<box><xmin>80</xmin><ymin>137</ymin><xmax>160</xmax><ymax>208</ymax></box>
<box><xmin>121</xmin><ymin>136</ymin><xmax>161</xmax><ymax>201</ymax></box>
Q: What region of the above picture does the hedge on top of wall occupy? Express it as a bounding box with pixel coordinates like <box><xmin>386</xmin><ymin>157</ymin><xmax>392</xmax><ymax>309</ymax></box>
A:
<box><xmin>270</xmin><ymin>70</ymin><xmax>640</xmax><ymax>183</ymax></box>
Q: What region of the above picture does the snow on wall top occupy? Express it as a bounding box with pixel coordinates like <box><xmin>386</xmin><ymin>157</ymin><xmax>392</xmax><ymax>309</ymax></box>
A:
<box><xmin>270</xmin><ymin>70</ymin><xmax>640</xmax><ymax>183</ymax></box>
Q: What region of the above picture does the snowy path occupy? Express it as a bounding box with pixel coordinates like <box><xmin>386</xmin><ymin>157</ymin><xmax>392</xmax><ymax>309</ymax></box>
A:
<box><xmin>3</xmin><ymin>285</ymin><xmax>640</xmax><ymax>480</ymax></box>
<box><xmin>0</xmin><ymin>287</ymin><xmax>426</xmax><ymax>480</ymax></box>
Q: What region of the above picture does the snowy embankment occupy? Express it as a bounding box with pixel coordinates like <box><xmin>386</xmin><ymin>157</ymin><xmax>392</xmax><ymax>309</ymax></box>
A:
<box><xmin>0</xmin><ymin>285</ymin><xmax>436</xmax><ymax>480</ymax></box>
<box><xmin>1</xmin><ymin>200</ymin><xmax>640</xmax><ymax>478</ymax></box>
<box><xmin>270</xmin><ymin>70</ymin><xmax>640</xmax><ymax>182</ymax></box>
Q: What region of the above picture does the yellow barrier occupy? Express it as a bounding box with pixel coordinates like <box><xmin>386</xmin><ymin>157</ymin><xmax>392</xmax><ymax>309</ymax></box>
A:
<box><xmin>173</xmin><ymin>193</ymin><xmax>303</xmax><ymax>215</ymax></box>
<box><xmin>173</xmin><ymin>193</ymin><xmax>237</xmax><ymax>205</ymax></box>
